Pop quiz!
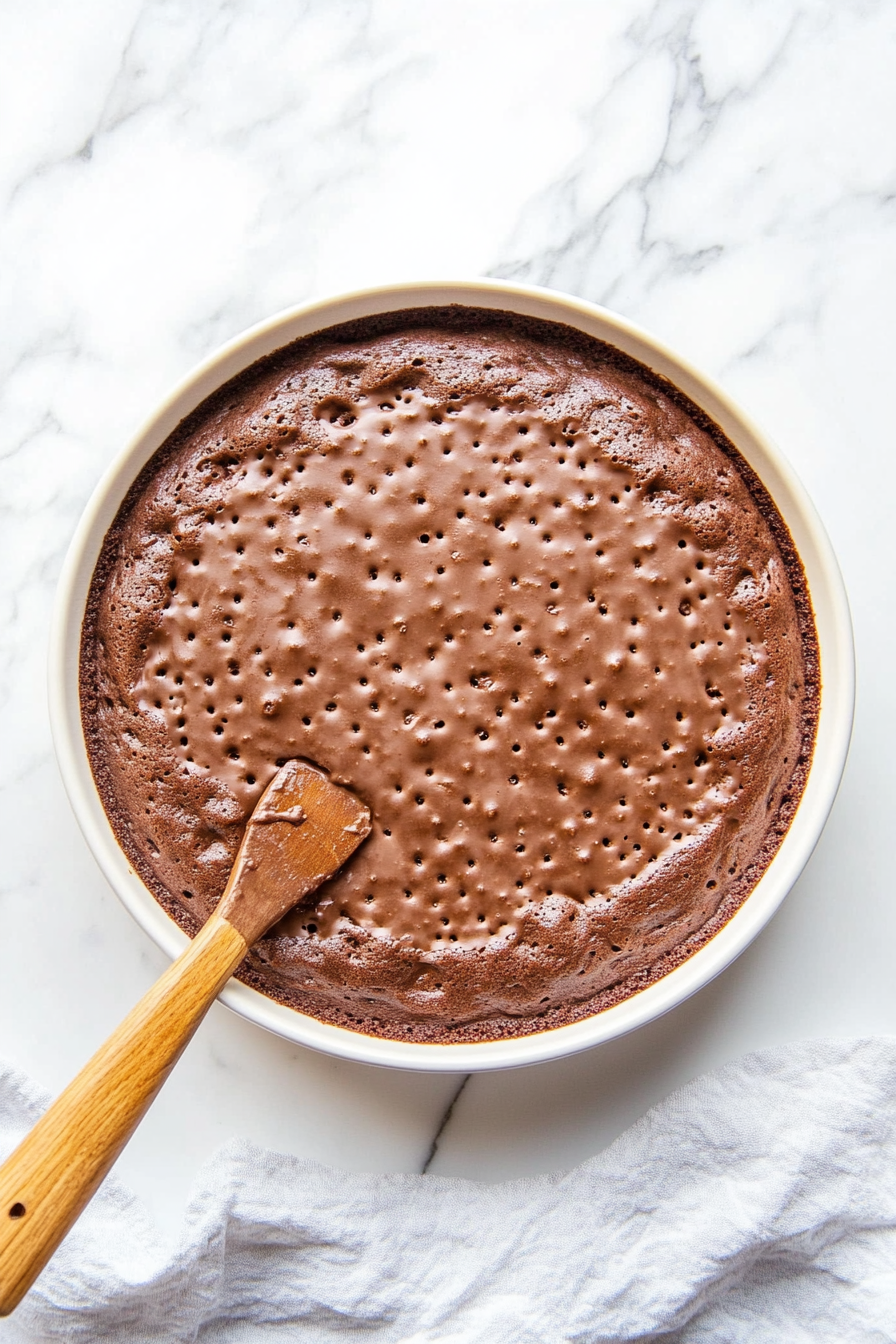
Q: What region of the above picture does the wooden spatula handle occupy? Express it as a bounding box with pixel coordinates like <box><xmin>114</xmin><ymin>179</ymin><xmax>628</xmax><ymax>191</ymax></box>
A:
<box><xmin>0</xmin><ymin>911</ymin><xmax>247</xmax><ymax>1316</ymax></box>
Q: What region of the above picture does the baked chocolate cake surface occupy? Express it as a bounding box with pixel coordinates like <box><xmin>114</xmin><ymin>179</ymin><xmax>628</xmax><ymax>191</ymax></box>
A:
<box><xmin>82</xmin><ymin>308</ymin><xmax>819</xmax><ymax>1042</ymax></box>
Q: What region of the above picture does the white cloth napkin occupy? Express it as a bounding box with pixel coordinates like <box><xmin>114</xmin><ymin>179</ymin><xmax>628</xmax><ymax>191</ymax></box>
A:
<box><xmin>1</xmin><ymin>1037</ymin><xmax>895</xmax><ymax>1342</ymax></box>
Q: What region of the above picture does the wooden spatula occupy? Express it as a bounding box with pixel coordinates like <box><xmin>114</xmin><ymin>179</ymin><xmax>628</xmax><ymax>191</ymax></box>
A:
<box><xmin>0</xmin><ymin>759</ymin><xmax>371</xmax><ymax>1316</ymax></box>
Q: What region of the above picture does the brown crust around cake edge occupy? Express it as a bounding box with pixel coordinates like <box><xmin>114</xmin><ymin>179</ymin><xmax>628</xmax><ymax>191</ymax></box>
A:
<box><xmin>78</xmin><ymin>304</ymin><xmax>821</xmax><ymax>1046</ymax></box>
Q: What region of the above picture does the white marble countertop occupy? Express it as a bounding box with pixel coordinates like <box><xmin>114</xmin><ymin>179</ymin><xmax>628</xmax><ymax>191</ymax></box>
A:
<box><xmin>1</xmin><ymin>0</ymin><xmax>894</xmax><ymax>1241</ymax></box>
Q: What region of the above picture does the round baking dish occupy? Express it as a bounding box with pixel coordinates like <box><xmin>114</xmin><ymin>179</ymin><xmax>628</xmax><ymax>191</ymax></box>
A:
<box><xmin>49</xmin><ymin>280</ymin><xmax>854</xmax><ymax>1072</ymax></box>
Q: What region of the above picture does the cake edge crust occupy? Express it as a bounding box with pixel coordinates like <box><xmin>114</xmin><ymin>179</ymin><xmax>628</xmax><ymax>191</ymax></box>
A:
<box><xmin>79</xmin><ymin>305</ymin><xmax>821</xmax><ymax>1044</ymax></box>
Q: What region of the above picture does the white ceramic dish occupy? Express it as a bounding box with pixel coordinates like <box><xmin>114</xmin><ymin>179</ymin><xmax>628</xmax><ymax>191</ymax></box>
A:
<box><xmin>49</xmin><ymin>280</ymin><xmax>855</xmax><ymax>1072</ymax></box>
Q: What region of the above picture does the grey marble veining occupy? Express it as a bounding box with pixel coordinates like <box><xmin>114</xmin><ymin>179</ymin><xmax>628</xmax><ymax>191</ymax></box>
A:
<box><xmin>1</xmin><ymin>0</ymin><xmax>894</xmax><ymax>1238</ymax></box>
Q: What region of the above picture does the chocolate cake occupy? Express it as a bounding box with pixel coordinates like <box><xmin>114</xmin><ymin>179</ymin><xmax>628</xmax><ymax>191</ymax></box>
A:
<box><xmin>81</xmin><ymin>308</ymin><xmax>819</xmax><ymax>1042</ymax></box>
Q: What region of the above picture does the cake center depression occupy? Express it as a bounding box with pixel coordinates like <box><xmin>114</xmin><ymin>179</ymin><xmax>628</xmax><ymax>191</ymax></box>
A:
<box><xmin>84</xmin><ymin>311</ymin><xmax>817</xmax><ymax>1041</ymax></box>
<box><xmin>136</xmin><ymin>387</ymin><xmax>752</xmax><ymax>950</ymax></box>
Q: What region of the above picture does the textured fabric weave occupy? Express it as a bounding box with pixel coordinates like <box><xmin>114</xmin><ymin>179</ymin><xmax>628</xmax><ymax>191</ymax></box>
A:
<box><xmin>1</xmin><ymin>1038</ymin><xmax>895</xmax><ymax>1342</ymax></box>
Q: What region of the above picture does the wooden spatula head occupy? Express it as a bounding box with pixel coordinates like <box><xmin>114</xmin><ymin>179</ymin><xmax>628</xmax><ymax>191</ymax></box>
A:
<box><xmin>217</xmin><ymin>759</ymin><xmax>371</xmax><ymax>945</ymax></box>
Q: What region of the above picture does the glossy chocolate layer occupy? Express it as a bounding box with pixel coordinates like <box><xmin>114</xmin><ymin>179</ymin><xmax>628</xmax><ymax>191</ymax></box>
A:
<box><xmin>81</xmin><ymin>308</ymin><xmax>818</xmax><ymax>1042</ymax></box>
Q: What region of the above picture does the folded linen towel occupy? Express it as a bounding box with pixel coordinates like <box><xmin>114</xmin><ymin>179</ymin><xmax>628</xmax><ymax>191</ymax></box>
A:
<box><xmin>1</xmin><ymin>1037</ymin><xmax>894</xmax><ymax>1342</ymax></box>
